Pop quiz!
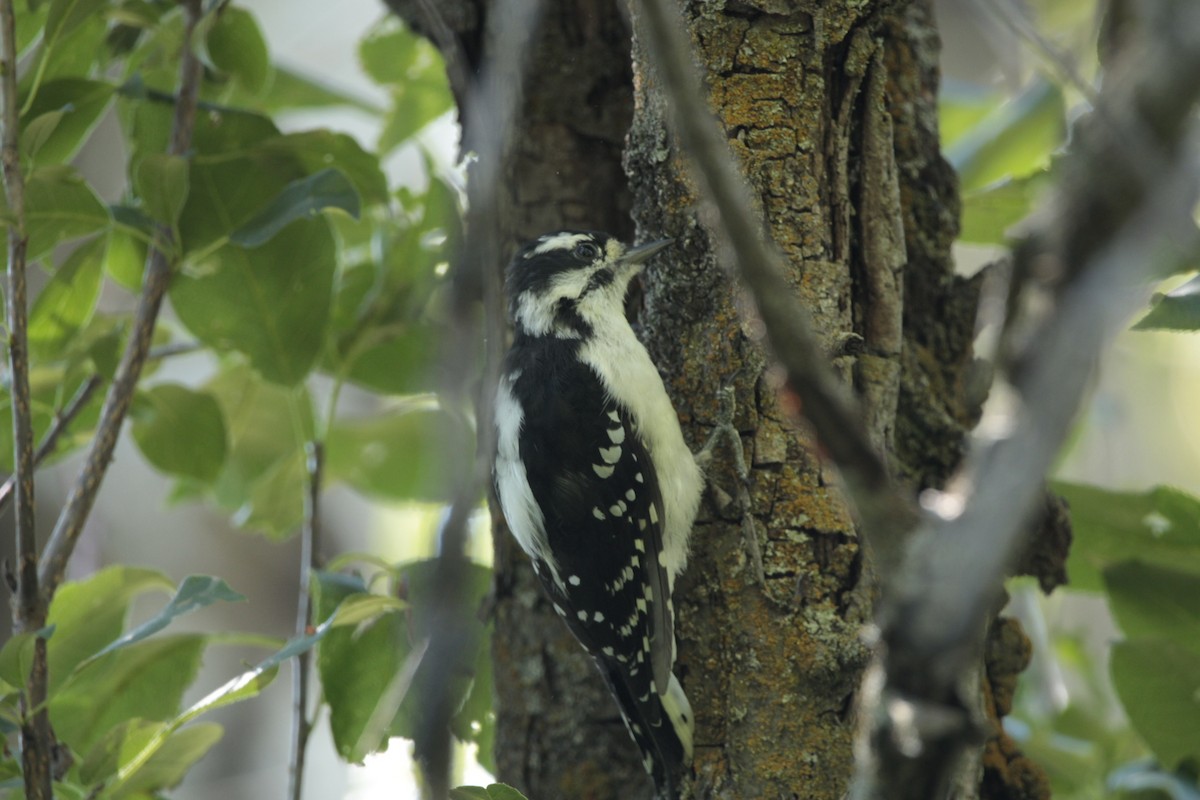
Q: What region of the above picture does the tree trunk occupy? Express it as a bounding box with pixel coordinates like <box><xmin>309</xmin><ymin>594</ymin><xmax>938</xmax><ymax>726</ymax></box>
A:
<box><xmin>624</xmin><ymin>0</ymin><xmax>979</xmax><ymax>796</ymax></box>
<box><xmin>389</xmin><ymin>1</ymin><xmax>997</xmax><ymax>797</ymax></box>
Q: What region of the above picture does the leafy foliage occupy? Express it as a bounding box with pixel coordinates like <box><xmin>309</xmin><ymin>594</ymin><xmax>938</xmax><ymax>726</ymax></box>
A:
<box><xmin>314</xmin><ymin>559</ymin><xmax>495</xmax><ymax>767</ymax></box>
<box><xmin>0</xmin><ymin>2</ymin><xmax>498</xmax><ymax>796</ymax></box>
<box><xmin>0</xmin><ymin>567</ymin><xmax>290</xmax><ymax>798</ymax></box>
<box><xmin>941</xmin><ymin>19</ymin><xmax>1200</xmax><ymax>796</ymax></box>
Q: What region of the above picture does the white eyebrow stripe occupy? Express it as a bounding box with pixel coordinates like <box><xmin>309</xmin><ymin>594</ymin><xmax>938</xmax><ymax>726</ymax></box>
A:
<box><xmin>529</xmin><ymin>232</ymin><xmax>590</xmax><ymax>256</ymax></box>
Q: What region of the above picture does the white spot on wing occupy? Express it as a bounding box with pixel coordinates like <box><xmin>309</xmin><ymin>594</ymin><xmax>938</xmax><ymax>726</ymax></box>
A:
<box><xmin>593</xmin><ymin>464</ymin><xmax>615</xmax><ymax>478</ymax></box>
<box><xmin>599</xmin><ymin>445</ymin><xmax>621</xmax><ymax>463</ymax></box>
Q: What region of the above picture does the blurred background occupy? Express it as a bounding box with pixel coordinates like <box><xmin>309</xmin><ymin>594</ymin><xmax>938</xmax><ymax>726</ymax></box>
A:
<box><xmin>7</xmin><ymin>0</ymin><xmax>1200</xmax><ymax>798</ymax></box>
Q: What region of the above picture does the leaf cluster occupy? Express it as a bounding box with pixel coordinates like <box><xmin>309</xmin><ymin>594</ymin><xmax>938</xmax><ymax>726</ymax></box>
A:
<box><xmin>1</xmin><ymin>1</ymin><xmax>496</xmax><ymax>795</ymax></box>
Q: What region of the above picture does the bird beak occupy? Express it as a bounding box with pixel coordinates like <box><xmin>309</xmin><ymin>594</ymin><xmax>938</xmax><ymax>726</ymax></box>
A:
<box><xmin>621</xmin><ymin>238</ymin><xmax>672</xmax><ymax>265</ymax></box>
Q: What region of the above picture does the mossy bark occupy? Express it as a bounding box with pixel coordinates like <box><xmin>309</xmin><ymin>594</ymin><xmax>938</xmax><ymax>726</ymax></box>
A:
<box><xmin>624</xmin><ymin>1</ymin><xmax>974</xmax><ymax>796</ymax></box>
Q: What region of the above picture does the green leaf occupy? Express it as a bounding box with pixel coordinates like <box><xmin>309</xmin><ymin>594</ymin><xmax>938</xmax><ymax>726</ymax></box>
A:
<box><xmin>1</xmin><ymin>167</ymin><xmax>110</xmax><ymax>262</ymax></box>
<box><xmin>88</xmin><ymin>622</ymin><xmax>333</xmax><ymax>799</ymax></box>
<box><xmin>20</xmin><ymin>109</ymin><xmax>65</xmax><ymax>161</ymax></box>
<box><xmin>248</xmin><ymin>66</ymin><xmax>381</xmax><ymax>115</ymax></box>
<box><xmin>939</xmin><ymin>81</ymin><xmax>1004</xmax><ymax>149</ymax></box>
<box><xmin>358</xmin><ymin>16</ymin><xmax>427</xmax><ymax>86</ymax></box>
<box><xmin>45</xmin><ymin>0</ymin><xmax>106</xmax><ymax>50</ymax></box>
<box><xmin>314</xmin><ymin>572</ymin><xmax>408</xmax><ymax>762</ymax></box>
<box><xmin>230</xmin><ymin>168</ymin><xmax>360</xmax><ymax>248</ymax></box>
<box><xmin>183</xmin><ymin>363</ymin><xmax>313</xmax><ymax>537</ymax></box>
<box><xmin>15</xmin><ymin>0</ymin><xmax>50</xmax><ymax>56</ymax></box>
<box><xmin>235</xmin><ymin>448</ymin><xmax>305</xmax><ymax>538</ymax></box>
<box><xmin>204</xmin><ymin>6</ymin><xmax>269</xmax><ymax>95</ymax></box>
<box><xmin>21</xmin><ymin>78</ymin><xmax>115</xmax><ymax>166</ymax></box>
<box><xmin>959</xmin><ymin>170</ymin><xmax>1052</xmax><ymax>245</ymax></box>
<box><xmin>172</xmin><ymin>217</ymin><xmax>335</xmax><ymax>385</ymax></box>
<box><xmin>325</xmin><ymin>403</ymin><xmax>473</xmax><ymax>502</ymax></box>
<box><xmin>28</xmin><ymin>235</ymin><xmax>106</xmax><ymax>358</ymax></box>
<box><xmin>449</xmin><ymin>783</ymin><xmax>529</xmax><ymax>799</ymax></box>
<box><xmin>39</xmin><ymin>9</ymin><xmax>107</xmax><ymax>84</ymax></box>
<box><xmin>947</xmin><ymin>79</ymin><xmax>1065</xmax><ymax>193</ymax></box>
<box><xmin>483</xmin><ymin>785</ymin><xmax>530</xmax><ymax>800</ymax></box>
<box><xmin>315</xmin><ymin>561</ymin><xmax>492</xmax><ymax>761</ymax></box>
<box><xmin>1054</xmin><ymin>482</ymin><xmax>1200</xmax><ymax>592</ymax></box>
<box><xmin>51</xmin><ymin>635</ymin><xmax>207</xmax><ymax>753</ymax></box>
<box><xmin>80</xmin><ymin>719</ymin><xmax>222</xmax><ymax>797</ymax></box>
<box><xmin>258</xmin><ymin>131</ymin><xmax>389</xmax><ymax>206</ymax></box>
<box><xmin>358</xmin><ymin>17</ymin><xmax>452</xmax><ymax>150</ymax></box>
<box><xmin>135</xmin><ymin>153</ymin><xmax>189</xmax><ymax>227</ymax></box>
<box><xmin>1111</xmin><ymin>639</ymin><xmax>1200</xmax><ymax>770</ymax></box>
<box><xmin>334</xmin><ymin>326</ymin><xmax>441</xmax><ymax>396</ymax></box>
<box><xmin>163</xmin><ymin>616</ymin><xmax>333</xmax><ymax>727</ymax></box>
<box><xmin>330</xmin><ymin>593</ymin><xmax>408</xmax><ymax>629</ymax></box>
<box><xmin>79</xmin><ymin>718</ymin><xmax>162</xmax><ymax>785</ymax></box>
<box><xmin>1103</xmin><ymin>562</ymin><xmax>1200</xmax><ymax>652</ymax></box>
<box><xmin>87</xmin><ymin>576</ymin><xmax>245</xmax><ymax>663</ymax></box>
<box><xmin>46</xmin><ymin>566</ymin><xmax>174</xmax><ymax>695</ymax></box>
<box><xmin>111</xmin><ymin>722</ymin><xmax>223</xmax><ymax>798</ymax></box>
<box><xmin>379</xmin><ymin>74</ymin><xmax>455</xmax><ymax>153</ymax></box>
<box><xmin>105</xmin><ymin>219</ymin><xmax>150</xmax><ymax>290</ymax></box>
<box><xmin>0</xmin><ymin>629</ymin><xmax>50</xmax><ymax>687</ymax></box>
<box><xmin>1134</xmin><ymin>275</ymin><xmax>1200</xmax><ymax>332</ymax></box>
<box><xmin>131</xmin><ymin>384</ymin><xmax>228</xmax><ymax>482</ymax></box>
<box><xmin>450</xmin><ymin>788</ymin><xmax>492</xmax><ymax>800</ymax></box>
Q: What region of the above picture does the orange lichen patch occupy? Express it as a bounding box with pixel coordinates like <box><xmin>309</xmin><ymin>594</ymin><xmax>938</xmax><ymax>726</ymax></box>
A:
<box><xmin>711</xmin><ymin>73</ymin><xmax>795</xmax><ymax>121</ymax></box>
<box><xmin>771</xmin><ymin>464</ymin><xmax>856</xmax><ymax>535</ymax></box>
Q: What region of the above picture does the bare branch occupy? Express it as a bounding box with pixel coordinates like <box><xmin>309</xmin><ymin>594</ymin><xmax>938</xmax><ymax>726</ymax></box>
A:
<box><xmin>0</xmin><ymin>375</ymin><xmax>104</xmax><ymax>517</ymax></box>
<box><xmin>2</xmin><ymin>0</ymin><xmax>52</xmax><ymax>793</ymax></box>
<box><xmin>37</xmin><ymin>0</ymin><xmax>205</xmax><ymax>598</ymax></box>
<box><xmin>405</xmin><ymin>0</ymin><xmax>542</xmax><ymax>794</ymax></box>
<box><xmin>856</xmin><ymin>2</ymin><xmax>1200</xmax><ymax>797</ymax></box>
<box><xmin>631</xmin><ymin>0</ymin><xmax>917</xmax><ymax>567</ymax></box>
<box><xmin>2</xmin><ymin>0</ymin><xmax>34</xmax><ymax>632</ymax></box>
<box><xmin>288</xmin><ymin>442</ymin><xmax>323</xmax><ymax>800</ymax></box>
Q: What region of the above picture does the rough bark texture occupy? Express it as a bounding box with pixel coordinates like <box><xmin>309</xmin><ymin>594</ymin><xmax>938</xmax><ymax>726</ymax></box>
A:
<box><xmin>388</xmin><ymin>0</ymin><xmax>1037</xmax><ymax>797</ymax></box>
<box><xmin>623</xmin><ymin>0</ymin><xmax>979</xmax><ymax>796</ymax></box>
<box><xmin>386</xmin><ymin>2</ymin><xmax>654</xmax><ymax>796</ymax></box>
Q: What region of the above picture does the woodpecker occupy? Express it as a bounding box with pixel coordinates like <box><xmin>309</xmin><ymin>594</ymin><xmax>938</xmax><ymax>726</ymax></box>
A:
<box><xmin>492</xmin><ymin>230</ymin><xmax>703</xmax><ymax>796</ymax></box>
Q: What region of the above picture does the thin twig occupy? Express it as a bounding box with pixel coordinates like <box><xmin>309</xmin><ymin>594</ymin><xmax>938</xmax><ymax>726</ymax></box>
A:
<box><xmin>37</xmin><ymin>0</ymin><xmax>204</xmax><ymax>598</ymax></box>
<box><xmin>2</xmin><ymin>0</ymin><xmax>51</xmax><ymax>793</ymax></box>
<box><xmin>147</xmin><ymin>340</ymin><xmax>202</xmax><ymax>361</ymax></box>
<box><xmin>408</xmin><ymin>0</ymin><xmax>543</xmax><ymax>795</ymax></box>
<box><xmin>632</xmin><ymin>0</ymin><xmax>917</xmax><ymax>569</ymax></box>
<box><xmin>852</xmin><ymin>3</ymin><xmax>1200</xmax><ymax>798</ymax></box>
<box><xmin>287</xmin><ymin>441</ymin><xmax>322</xmax><ymax>800</ymax></box>
<box><xmin>0</xmin><ymin>375</ymin><xmax>104</xmax><ymax>516</ymax></box>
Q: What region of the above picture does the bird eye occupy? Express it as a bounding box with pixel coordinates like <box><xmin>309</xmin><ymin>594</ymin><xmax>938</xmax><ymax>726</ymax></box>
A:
<box><xmin>574</xmin><ymin>242</ymin><xmax>601</xmax><ymax>260</ymax></box>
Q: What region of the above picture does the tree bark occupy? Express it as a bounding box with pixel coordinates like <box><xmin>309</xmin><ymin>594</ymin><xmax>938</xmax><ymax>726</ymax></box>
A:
<box><xmin>624</xmin><ymin>0</ymin><xmax>976</xmax><ymax>796</ymax></box>
<box><xmin>388</xmin><ymin>1</ymin><xmax>1008</xmax><ymax>797</ymax></box>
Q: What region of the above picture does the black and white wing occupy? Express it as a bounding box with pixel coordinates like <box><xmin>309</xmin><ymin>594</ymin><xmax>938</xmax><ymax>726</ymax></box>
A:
<box><xmin>495</xmin><ymin>341</ymin><xmax>684</xmax><ymax>782</ymax></box>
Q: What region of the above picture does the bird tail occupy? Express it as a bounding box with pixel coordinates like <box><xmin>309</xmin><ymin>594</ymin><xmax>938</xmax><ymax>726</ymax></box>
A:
<box><xmin>598</xmin><ymin>661</ymin><xmax>694</xmax><ymax>798</ymax></box>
